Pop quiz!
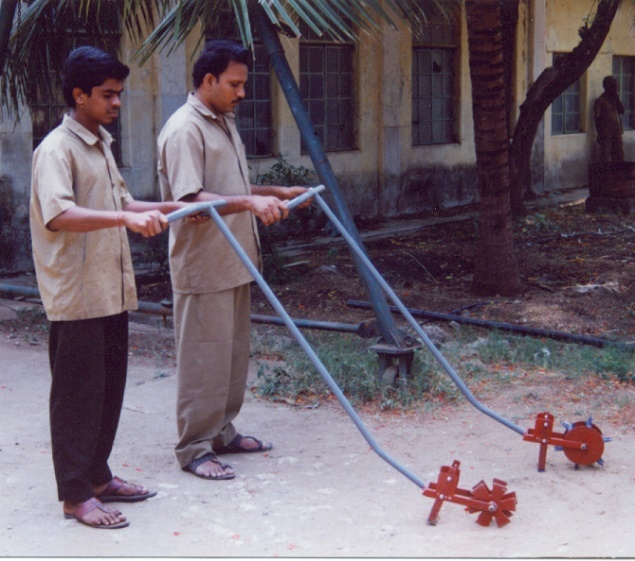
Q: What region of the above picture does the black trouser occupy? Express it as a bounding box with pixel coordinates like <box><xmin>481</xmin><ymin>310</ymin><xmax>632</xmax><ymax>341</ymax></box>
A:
<box><xmin>48</xmin><ymin>312</ymin><xmax>128</xmax><ymax>503</ymax></box>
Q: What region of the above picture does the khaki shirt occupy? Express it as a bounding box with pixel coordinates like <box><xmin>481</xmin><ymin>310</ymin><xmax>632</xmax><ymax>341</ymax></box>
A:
<box><xmin>30</xmin><ymin>114</ymin><xmax>137</xmax><ymax>321</ymax></box>
<box><xmin>158</xmin><ymin>93</ymin><xmax>260</xmax><ymax>294</ymax></box>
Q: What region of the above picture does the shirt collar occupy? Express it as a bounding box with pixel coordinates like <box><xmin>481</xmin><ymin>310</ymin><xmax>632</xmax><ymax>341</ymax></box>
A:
<box><xmin>187</xmin><ymin>92</ymin><xmax>236</xmax><ymax>121</ymax></box>
<box><xmin>62</xmin><ymin>113</ymin><xmax>113</xmax><ymax>147</ymax></box>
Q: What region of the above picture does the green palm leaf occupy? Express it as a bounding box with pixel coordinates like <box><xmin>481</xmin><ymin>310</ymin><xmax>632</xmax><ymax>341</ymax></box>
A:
<box><xmin>1</xmin><ymin>0</ymin><xmax>457</xmax><ymax>116</ymax></box>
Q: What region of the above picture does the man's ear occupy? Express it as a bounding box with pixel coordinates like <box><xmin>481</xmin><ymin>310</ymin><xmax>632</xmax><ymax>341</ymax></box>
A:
<box><xmin>203</xmin><ymin>73</ymin><xmax>218</xmax><ymax>88</ymax></box>
<box><xmin>72</xmin><ymin>87</ymin><xmax>88</xmax><ymax>107</ymax></box>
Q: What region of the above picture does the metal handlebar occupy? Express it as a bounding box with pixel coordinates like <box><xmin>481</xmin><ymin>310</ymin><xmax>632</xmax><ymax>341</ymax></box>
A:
<box><xmin>166</xmin><ymin>200</ymin><xmax>227</xmax><ymax>223</ymax></box>
<box><xmin>285</xmin><ymin>184</ymin><xmax>326</xmax><ymax>210</ymax></box>
<box><xmin>166</xmin><ymin>184</ymin><xmax>325</xmax><ymax>224</ymax></box>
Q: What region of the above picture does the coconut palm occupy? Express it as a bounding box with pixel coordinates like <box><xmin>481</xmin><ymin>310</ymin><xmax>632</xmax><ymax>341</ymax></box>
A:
<box><xmin>2</xmin><ymin>0</ymin><xmax>449</xmax><ymax>349</ymax></box>
<box><xmin>0</xmin><ymin>0</ymin><xmax>624</xmax><ymax>300</ymax></box>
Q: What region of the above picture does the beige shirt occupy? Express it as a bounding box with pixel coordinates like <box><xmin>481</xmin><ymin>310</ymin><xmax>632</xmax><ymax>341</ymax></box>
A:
<box><xmin>158</xmin><ymin>93</ymin><xmax>260</xmax><ymax>294</ymax></box>
<box><xmin>30</xmin><ymin>114</ymin><xmax>137</xmax><ymax>321</ymax></box>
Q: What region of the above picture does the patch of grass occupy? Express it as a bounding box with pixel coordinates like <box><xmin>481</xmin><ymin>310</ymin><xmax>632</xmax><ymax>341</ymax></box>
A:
<box><xmin>252</xmin><ymin>324</ymin><xmax>635</xmax><ymax>410</ymax></box>
<box><xmin>252</xmin><ymin>329</ymin><xmax>460</xmax><ymax>410</ymax></box>
<box><xmin>458</xmin><ymin>327</ymin><xmax>635</xmax><ymax>383</ymax></box>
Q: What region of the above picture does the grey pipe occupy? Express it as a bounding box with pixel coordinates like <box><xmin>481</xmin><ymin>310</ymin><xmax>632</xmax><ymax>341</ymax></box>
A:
<box><xmin>312</xmin><ymin>194</ymin><xmax>526</xmax><ymax>437</ymax></box>
<box><xmin>0</xmin><ymin>284</ymin><xmax>366</xmax><ymax>335</ymax></box>
<box><xmin>169</xmin><ymin>195</ymin><xmax>428</xmax><ymax>490</ymax></box>
<box><xmin>347</xmin><ymin>300</ymin><xmax>634</xmax><ymax>351</ymax></box>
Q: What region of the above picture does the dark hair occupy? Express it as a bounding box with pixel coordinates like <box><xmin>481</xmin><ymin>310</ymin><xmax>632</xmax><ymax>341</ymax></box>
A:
<box><xmin>61</xmin><ymin>46</ymin><xmax>130</xmax><ymax>108</ymax></box>
<box><xmin>192</xmin><ymin>40</ymin><xmax>252</xmax><ymax>88</ymax></box>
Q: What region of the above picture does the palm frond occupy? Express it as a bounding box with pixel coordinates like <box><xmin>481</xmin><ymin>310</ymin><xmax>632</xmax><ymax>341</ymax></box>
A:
<box><xmin>1</xmin><ymin>0</ymin><xmax>460</xmax><ymax>117</ymax></box>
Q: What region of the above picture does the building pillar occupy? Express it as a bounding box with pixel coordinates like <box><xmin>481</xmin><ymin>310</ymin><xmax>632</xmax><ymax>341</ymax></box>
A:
<box><xmin>528</xmin><ymin>0</ymin><xmax>547</xmax><ymax>195</ymax></box>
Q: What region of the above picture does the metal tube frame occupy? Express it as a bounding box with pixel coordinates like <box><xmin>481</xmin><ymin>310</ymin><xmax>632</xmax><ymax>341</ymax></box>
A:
<box><xmin>311</xmin><ymin>193</ymin><xmax>525</xmax><ymax>436</ymax></box>
<box><xmin>167</xmin><ymin>189</ymin><xmax>428</xmax><ymax>489</ymax></box>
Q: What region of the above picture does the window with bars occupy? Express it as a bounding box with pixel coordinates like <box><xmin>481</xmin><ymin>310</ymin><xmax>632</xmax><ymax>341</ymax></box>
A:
<box><xmin>411</xmin><ymin>1</ymin><xmax>457</xmax><ymax>146</ymax></box>
<box><xmin>299</xmin><ymin>22</ymin><xmax>355</xmax><ymax>152</ymax></box>
<box><xmin>205</xmin><ymin>19</ymin><xmax>273</xmax><ymax>157</ymax></box>
<box><xmin>29</xmin><ymin>2</ymin><xmax>123</xmax><ymax>164</ymax></box>
<box><xmin>551</xmin><ymin>53</ymin><xmax>581</xmax><ymax>135</ymax></box>
<box><xmin>613</xmin><ymin>56</ymin><xmax>634</xmax><ymax>131</ymax></box>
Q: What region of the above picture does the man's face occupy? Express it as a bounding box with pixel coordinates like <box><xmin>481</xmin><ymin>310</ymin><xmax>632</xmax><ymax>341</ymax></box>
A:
<box><xmin>206</xmin><ymin>61</ymin><xmax>248</xmax><ymax>115</ymax></box>
<box><xmin>74</xmin><ymin>78</ymin><xmax>124</xmax><ymax>128</ymax></box>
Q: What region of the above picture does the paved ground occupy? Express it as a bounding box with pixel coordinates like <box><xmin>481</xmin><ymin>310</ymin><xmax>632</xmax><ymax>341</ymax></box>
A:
<box><xmin>1</xmin><ymin>297</ymin><xmax>634</xmax><ymax>558</ymax></box>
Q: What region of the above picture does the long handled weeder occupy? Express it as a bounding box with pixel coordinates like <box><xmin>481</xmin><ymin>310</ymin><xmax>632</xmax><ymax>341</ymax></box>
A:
<box><xmin>170</xmin><ymin>183</ymin><xmax>614</xmax><ymax>527</ymax></box>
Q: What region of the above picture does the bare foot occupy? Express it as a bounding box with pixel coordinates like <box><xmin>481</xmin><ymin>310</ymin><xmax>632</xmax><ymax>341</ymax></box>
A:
<box><xmin>195</xmin><ymin>459</ymin><xmax>235</xmax><ymax>479</ymax></box>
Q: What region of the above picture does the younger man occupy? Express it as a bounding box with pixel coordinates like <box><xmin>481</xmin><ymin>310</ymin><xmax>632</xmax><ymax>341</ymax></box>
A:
<box><xmin>30</xmin><ymin>46</ymin><xmax>193</xmax><ymax>529</ymax></box>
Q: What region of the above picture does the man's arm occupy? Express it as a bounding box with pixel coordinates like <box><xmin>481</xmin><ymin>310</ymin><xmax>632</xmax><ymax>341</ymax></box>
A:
<box><xmin>251</xmin><ymin>184</ymin><xmax>312</xmax><ymax>209</ymax></box>
<box><xmin>47</xmin><ymin>200</ymin><xmax>191</xmax><ymax>238</ymax></box>
<box><xmin>181</xmin><ymin>189</ymin><xmax>291</xmax><ymax>227</ymax></box>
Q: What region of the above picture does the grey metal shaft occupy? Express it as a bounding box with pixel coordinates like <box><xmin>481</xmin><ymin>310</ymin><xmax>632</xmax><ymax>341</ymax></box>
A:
<box><xmin>285</xmin><ymin>185</ymin><xmax>326</xmax><ymax>210</ymax></box>
<box><xmin>166</xmin><ymin>200</ymin><xmax>227</xmax><ymax>223</ymax></box>
<box><xmin>255</xmin><ymin>9</ymin><xmax>407</xmax><ymax>350</ymax></box>
<box><xmin>204</xmin><ymin>203</ymin><xmax>427</xmax><ymax>490</ymax></box>
<box><xmin>313</xmin><ymin>194</ymin><xmax>525</xmax><ymax>436</ymax></box>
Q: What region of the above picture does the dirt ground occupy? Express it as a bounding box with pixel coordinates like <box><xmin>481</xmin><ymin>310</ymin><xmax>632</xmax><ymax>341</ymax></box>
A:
<box><xmin>1</xmin><ymin>190</ymin><xmax>635</xmax><ymax>557</ymax></box>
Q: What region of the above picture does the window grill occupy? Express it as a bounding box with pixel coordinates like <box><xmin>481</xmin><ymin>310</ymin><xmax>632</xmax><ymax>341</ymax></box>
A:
<box><xmin>411</xmin><ymin>1</ymin><xmax>457</xmax><ymax>146</ymax></box>
<box><xmin>613</xmin><ymin>56</ymin><xmax>634</xmax><ymax>131</ymax></box>
<box><xmin>299</xmin><ymin>21</ymin><xmax>355</xmax><ymax>152</ymax></box>
<box><xmin>551</xmin><ymin>53</ymin><xmax>581</xmax><ymax>135</ymax></box>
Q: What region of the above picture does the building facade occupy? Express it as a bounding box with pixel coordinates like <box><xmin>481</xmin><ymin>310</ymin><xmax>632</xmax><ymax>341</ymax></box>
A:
<box><xmin>1</xmin><ymin>0</ymin><xmax>634</xmax><ymax>272</ymax></box>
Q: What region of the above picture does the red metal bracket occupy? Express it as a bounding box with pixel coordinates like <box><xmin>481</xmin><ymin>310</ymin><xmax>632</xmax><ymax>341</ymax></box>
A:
<box><xmin>422</xmin><ymin>460</ymin><xmax>517</xmax><ymax>527</ymax></box>
<box><xmin>523</xmin><ymin>412</ymin><xmax>606</xmax><ymax>471</ymax></box>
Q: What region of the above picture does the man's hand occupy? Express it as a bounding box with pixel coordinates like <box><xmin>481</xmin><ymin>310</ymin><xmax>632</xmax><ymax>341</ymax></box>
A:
<box><xmin>120</xmin><ymin>210</ymin><xmax>168</xmax><ymax>237</ymax></box>
<box><xmin>281</xmin><ymin>186</ymin><xmax>312</xmax><ymax>209</ymax></box>
<box><xmin>249</xmin><ymin>196</ymin><xmax>290</xmax><ymax>226</ymax></box>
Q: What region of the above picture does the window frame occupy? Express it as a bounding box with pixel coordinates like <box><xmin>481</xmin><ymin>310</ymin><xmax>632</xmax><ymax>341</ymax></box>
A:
<box><xmin>613</xmin><ymin>55</ymin><xmax>634</xmax><ymax>131</ymax></box>
<box><xmin>411</xmin><ymin>2</ymin><xmax>458</xmax><ymax>146</ymax></box>
<box><xmin>551</xmin><ymin>53</ymin><xmax>582</xmax><ymax>136</ymax></box>
<box><xmin>299</xmin><ymin>22</ymin><xmax>356</xmax><ymax>153</ymax></box>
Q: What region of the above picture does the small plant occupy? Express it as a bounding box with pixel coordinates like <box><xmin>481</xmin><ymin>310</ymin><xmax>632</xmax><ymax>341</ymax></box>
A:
<box><xmin>252</xmin><ymin>330</ymin><xmax>461</xmax><ymax>410</ymax></box>
<box><xmin>255</xmin><ymin>155</ymin><xmax>316</xmax><ymax>187</ymax></box>
<box><xmin>520</xmin><ymin>211</ymin><xmax>560</xmax><ymax>235</ymax></box>
<box><xmin>255</xmin><ymin>155</ymin><xmax>325</xmax><ymax>283</ymax></box>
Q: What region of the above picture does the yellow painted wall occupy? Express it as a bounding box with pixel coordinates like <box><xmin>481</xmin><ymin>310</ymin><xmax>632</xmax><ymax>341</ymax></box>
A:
<box><xmin>544</xmin><ymin>0</ymin><xmax>635</xmax><ymax>191</ymax></box>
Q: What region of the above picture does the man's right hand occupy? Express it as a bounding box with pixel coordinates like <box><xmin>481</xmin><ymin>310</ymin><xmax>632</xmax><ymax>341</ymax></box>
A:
<box><xmin>120</xmin><ymin>210</ymin><xmax>168</xmax><ymax>237</ymax></box>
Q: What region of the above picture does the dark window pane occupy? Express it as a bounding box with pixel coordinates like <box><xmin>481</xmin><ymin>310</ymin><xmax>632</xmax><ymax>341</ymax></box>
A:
<box><xmin>300</xmin><ymin>29</ymin><xmax>355</xmax><ymax>152</ymax></box>
<box><xmin>551</xmin><ymin>53</ymin><xmax>581</xmax><ymax>135</ymax></box>
<box><xmin>614</xmin><ymin>55</ymin><xmax>635</xmax><ymax>131</ymax></box>
<box><xmin>412</xmin><ymin>47</ymin><xmax>454</xmax><ymax>145</ymax></box>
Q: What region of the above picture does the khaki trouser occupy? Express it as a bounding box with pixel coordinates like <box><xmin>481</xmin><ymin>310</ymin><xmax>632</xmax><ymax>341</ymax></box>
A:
<box><xmin>173</xmin><ymin>285</ymin><xmax>251</xmax><ymax>468</ymax></box>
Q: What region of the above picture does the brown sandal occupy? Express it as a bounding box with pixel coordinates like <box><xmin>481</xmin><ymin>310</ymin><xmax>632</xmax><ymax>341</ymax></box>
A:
<box><xmin>216</xmin><ymin>434</ymin><xmax>273</xmax><ymax>455</ymax></box>
<box><xmin>64</xmin><ymin>498</ymin><xmax>129</xmax><ymax>529</ymax></box>
<box><xmin>97</xmin><ymin>476</ymin><xmax>157</xmax><ymax>503</ymax></box>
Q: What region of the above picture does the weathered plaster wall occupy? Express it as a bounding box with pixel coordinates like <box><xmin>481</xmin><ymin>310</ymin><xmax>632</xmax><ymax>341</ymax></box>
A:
<box><xmin>544</xmin><ymin>0</ymin><xmax>635</xmax><ymax>194</ymax></box>
<box><xmin>0</xmin><ymin>106</ymin><xmax>35</xmax><ymax>272</ymax></box>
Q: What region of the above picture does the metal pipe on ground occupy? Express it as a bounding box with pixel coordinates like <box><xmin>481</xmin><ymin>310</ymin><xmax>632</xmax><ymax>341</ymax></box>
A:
<box><xmin>0</xmin><ymin>283</ymin><xmax>366</xmax><ymax>334</ymax></box>
<box><xmin>347</xmin><ymin>299</ymin><xmax>634</xmax><ymax>351</ymax></box>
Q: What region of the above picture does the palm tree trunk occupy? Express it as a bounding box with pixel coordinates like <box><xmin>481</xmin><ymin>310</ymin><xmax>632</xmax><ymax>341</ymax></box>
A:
<box><xmin>253</xmin><ymin>4</ymin><xmax>408</xmax><ymax>348</ymax></box>
<box><xmin>465</xmin><ymin>0</ymin><xmax>521</xmax><ymax>296</ymax></box>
